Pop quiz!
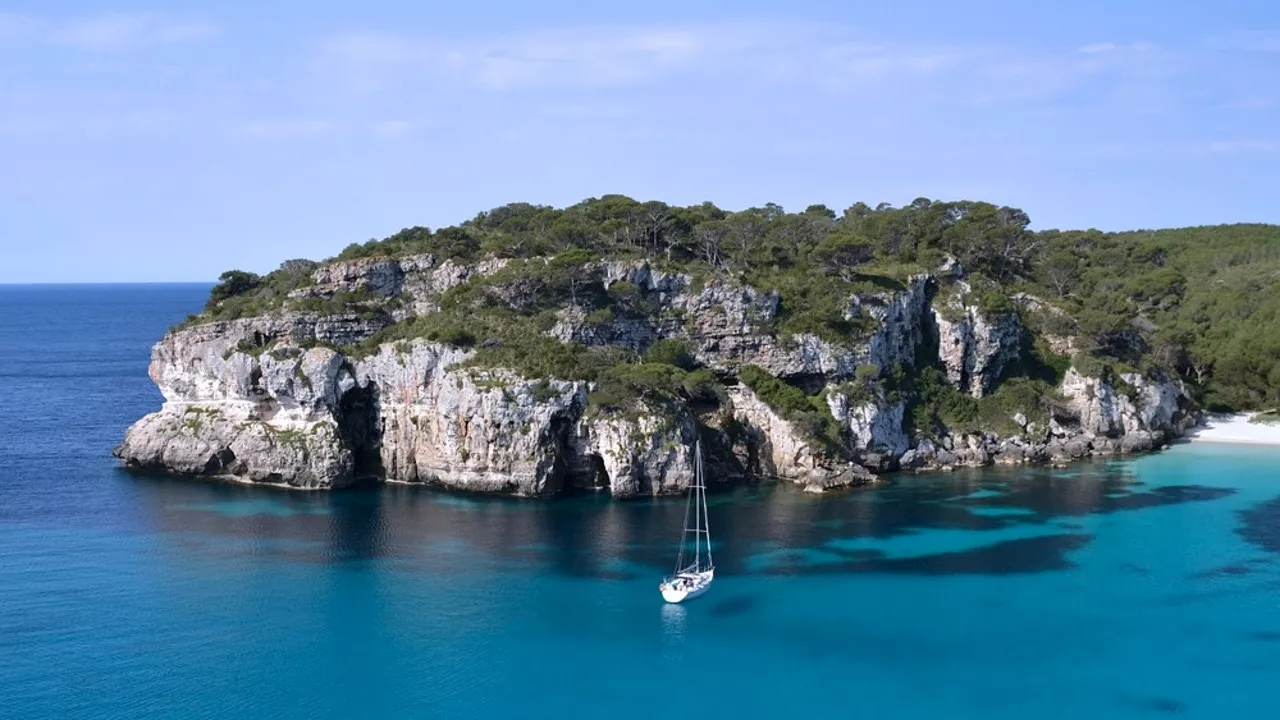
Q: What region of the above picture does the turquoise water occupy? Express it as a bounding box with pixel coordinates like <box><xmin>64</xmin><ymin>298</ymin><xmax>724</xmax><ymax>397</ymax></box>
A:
<box><xmin>2</xmin><ymin>285</ymin><xmax>1280</xmax><ymax>718</ymax></box>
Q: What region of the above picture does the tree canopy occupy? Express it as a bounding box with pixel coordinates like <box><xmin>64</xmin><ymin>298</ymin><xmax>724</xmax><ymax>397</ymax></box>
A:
<box><xmin>194</xmin><ymin>194</ymin><xmax>1280</xmax><ymax>412</ymax></box>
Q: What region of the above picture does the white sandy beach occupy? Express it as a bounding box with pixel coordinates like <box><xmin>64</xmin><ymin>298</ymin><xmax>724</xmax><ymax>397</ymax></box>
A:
<box><xmin>1183</xmin><ymin>413</ymin><xmax>1280</xmax><ymax>445</ymax></box>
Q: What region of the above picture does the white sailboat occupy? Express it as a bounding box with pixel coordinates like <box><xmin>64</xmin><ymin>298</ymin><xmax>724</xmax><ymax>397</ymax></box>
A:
<box><xmin>659</xmin><ymin>439</ymin><xmax>714</xmax><ymax>603</ymax></box>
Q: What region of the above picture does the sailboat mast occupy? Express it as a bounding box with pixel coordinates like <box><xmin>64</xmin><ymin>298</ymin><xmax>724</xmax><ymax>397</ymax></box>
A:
<box><xmin>673</xmin><ymin>439</ymin><xmax>713</xmax><ymax>577</ymax></box>
<box><xmin>693</xmin><ymin>439</ymin><xmax>701</xmax><ymax>569</ymax></box>
<box><xmin>673</xmin><ymin>453</ymin><xmax>693</xmax><ymax>576</ymax></box>
<box><xmin>698</xmin><ymin>439</ymin><xmax>711</xmax><ymax>569</ymax></box>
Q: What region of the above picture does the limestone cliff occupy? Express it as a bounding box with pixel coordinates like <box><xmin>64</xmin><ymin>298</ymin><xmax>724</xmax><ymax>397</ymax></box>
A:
<box><xmin>900</xmin><ymin>368</ymin><xmax>1193</xmax><ymax>470</ymax></box>
<box><xmin>725</xmin><ymin>386</ymin><xmax>875</xmax><ymax>491</ymax></box>
<box><xmin>931</xmin><ymin>282</ymin><xmax>1022</xmax><ymax>398</ymax></box>
<box><xmin>116</xmin><ymin>253</ymin><xmax>1198</xmax><ymax>495</ymax></box>
<box><xmin>357</xmin><ymin>344</ymin><xmax>588</xmax><ymax>495</ymax></box>
<box><xmin>573</xmin><ymin>406</ymin><xmax>697</xmax><ymax>496</ymax></box>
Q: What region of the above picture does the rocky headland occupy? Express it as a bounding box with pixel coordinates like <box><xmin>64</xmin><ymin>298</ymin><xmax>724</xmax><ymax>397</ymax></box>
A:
<box><xmin>116</xmin><ymin>205</ymin><xmax>1199</xmax><ymax>497</ymax></box>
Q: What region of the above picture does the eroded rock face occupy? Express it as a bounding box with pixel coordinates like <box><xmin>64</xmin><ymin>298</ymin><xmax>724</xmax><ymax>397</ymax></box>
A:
<box><xmin>1058</xmin><ymin>368</ymin><xmax>1128</xmax><ymax>437</ymax></box>
<box><xmin>359</xmin><ymin>344</ymin><xmax>588</xmax><ymax>496</ymax></box>
<box><xmin>932</xmin><ymin>294</ymin><xmax>1022</xmax><ymax>398</ymax></box>
<box><xmin>859</xmin><ymin>274</ymin><xmax>932</xmax><ymax>372</ymax></box>
<box><xmin>117</xmin><ymin>330</ymin><xmax>364</xmax><ymax>489</ymax></box>
<box><xmin>1013</xmin><ymin>292</ymin><xmax>1077</xmax><ymax>356</ymax></box>
<box><xmin>825</xmin><ymin>389</ymin><xmax>909</xmax><ymax>461</ymax></box>
<box><xmin>1056</xmin><ymin>368</ymin><xmax>1190</xmax><ymax>440</ymax></box>
<box><xmin>548</xmin><ymin>306</ymin><xmax>657</xmax><ymax>352</ymax></box>
<box><xmin>117</xmin><ymin>410</ymin><xmax>352</xmax><ymax>488</ymax></box>
<box><xmin>727</xmin><ymin>386</ymin><xmax>875</xmax><ymax>491</ymax></box>
<box><xmin>118</xmin><ymin>255</ymin><xmax>1197</xmax><ymax>495</ymax></box>
<box><xmin>308</xmin><ymin>257</ymin><xmax>407</xmax><ymax>298</ymax></box>
<box><xmin>290</xmin><ymin>255</ymin><xmax>511</xmax><ymax>320</ymax></box>
<box><xmin>403</xmin><ymin>257</ymin><xmax>511</xmax><ymax>317</ymax></box>
<box><xmin>575</xmin><ymin>407</ymin><xmax>697</xmax><ymax>497</ymax></box>
<box><xmin>897</xmin><ymin>368</ymin><xmax>1193</xmax><ymax>471</ymax></box>
<box><xmin>590</xmin><ymin>261</ymin><xmax>932</xmax><ymax>383</ymax></box>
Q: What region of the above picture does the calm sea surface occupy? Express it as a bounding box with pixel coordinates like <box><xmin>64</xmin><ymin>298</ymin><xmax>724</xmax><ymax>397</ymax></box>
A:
<box><xmin>1</xmin><ymin>284</ymin><xmax>1279</xmax><ymax>719</ymax></box>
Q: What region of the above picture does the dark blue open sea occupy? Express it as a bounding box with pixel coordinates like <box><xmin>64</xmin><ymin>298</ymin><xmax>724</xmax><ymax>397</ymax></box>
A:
<box><xmin>2</xmin><ymin>284</ymin><xmax>1280</xmax><ymax>719</ymax></box>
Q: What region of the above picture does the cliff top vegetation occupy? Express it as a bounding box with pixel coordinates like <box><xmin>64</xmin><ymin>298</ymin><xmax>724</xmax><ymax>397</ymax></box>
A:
<box><xmin>192</xmin><ymin>195</ymin><xmax>1280</xmax><ymax>413</ymax></box>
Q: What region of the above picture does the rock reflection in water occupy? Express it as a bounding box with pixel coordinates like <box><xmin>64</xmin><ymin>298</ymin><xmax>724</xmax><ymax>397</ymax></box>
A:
<box><xmin>125</xmin><ymin>458</ymin><xmax>1234</xmax><ymax>579</ymax></box>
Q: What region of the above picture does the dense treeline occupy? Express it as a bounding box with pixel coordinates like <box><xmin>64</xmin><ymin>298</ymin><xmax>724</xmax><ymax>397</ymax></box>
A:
<box><xmin>201</xmin><ymin>195</ymin><xmax>1280</xmax><ymax>412</ymax></box>
<box><xmin>1034</xmin><ymin>224</ymin><xmax>1280</xmax><ymax>410</ymax></box>
<box><xmin>336</xmin><ymin>196</ymin><xmax>1038</xmax><ymax>284</ymax></box>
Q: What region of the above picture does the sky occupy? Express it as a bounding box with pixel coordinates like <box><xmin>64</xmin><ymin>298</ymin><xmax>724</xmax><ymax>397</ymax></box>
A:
<box><xmin>1</xmin><ymin>0</ymin><xmax>1278</xmax><ymax>282</ymax></box>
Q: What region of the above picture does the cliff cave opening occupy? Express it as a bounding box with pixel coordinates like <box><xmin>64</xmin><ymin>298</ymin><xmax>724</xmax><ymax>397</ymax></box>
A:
<box><xmin>543</xmin><ymin>416</ymin><xmax>576</xmax><ymax>495</ymax></box>
<box><xmin>789</xmin><ymin>373</ymin><xmax>828</xmax><ymax>396</ymax></box>
<box><xmin>577</xmin><ymin>454</ymin><xmax>610</xmax><ymax>492</ymax></box>
<box><xmin>339</xmin><ymin>381</ymin><xmax>384</xmax><ymax>482</ymax></box>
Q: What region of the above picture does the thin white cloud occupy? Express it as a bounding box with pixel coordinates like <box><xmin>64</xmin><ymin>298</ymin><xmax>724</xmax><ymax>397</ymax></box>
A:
<box><xmin>319</xmin><ymin>23</ymin><xmax>974</xmax><ymax>94</ymax></box>
<box><xmin>6</xmin><ymin>17</ymin><xmax>1266</xmax><ymax>149</ymax></box>
<box><xmin>1222</xmin><ymin>97</ymin><xmax>1276</xmax><ymax>110</ymax></box>
<box><xmin>1207</xmin><ymin>31</ymin><xmax>1280</xmax><ymax>53</ymax></box>
<box><xmin>1079</xmin><ymin>42</ymin><xmax>1118</xmax><ymax>54</ymax></box>
<box><xmin>2</xmin><ymin>12</ymin><xmax>218</xmax><ymax>51</ymax></box>
<box><xmin>0</xmin><ymin>12</ymin><xmax>40</xmax><ymax>42</ymax></box>
<box><xmin>239</xmin><ymin>119</ymin><xmax>336</xmax><ymax>139</ymax></box>
<box><xmin>53</xmin><ymin>14</ymin><xmax>147</xmax><ymax>51</ymax></box>
<box><xmin>316</xmin><ymin>22</ymin><xmax>1193</xmax><ymax>116</ymax></box>
<box><xmin>821</xmin><ymin>42</ymin><xmax>964</xmax><ymax>79</ymax></box>
<box><xmin>323</xmin><ymin>25</ymin><xmax>721</xmax><ymax>91</ymax></box>
<box><xmin>1078</xmin><ymin>41</ymin><xmax>1155</xmax><ymax>55</ymax></box>
<box><xmin>1204</xmin><ymin>140</ymin><xmax>1280</xmax><ymax>154</ymax></box>
<box><xmin>154</xmin><ymin>22</ymin><xmax>220</xmax><ymax>44</ymax></box>
<box><xmin>372</xmin><ymin>120</ymin><xmax>413</xmax><ymax>137</ymax></box>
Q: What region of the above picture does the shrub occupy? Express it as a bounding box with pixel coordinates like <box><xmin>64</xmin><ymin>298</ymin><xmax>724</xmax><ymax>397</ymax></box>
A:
<box><xmin>590</xmin><ymin>363</ymin><xmax>685</xmax><ymax>411</ymax></box>
<box><xmin>855</xmin><ymin>364</ymin><xmax>880</xmax><ymax>381</ymax></box>
<box><xmin>530</xmin><ymin>379</ymin><xmax>560</xmax><ymax>403</ymax></box>
<box><xmin>645</xmin><ymin>339</ymin><xmax>696</xmax><ymax>370</ymax></box>
<box><xmin>976</xmin><ymin>378</ymin><xmax>1052</xmax><ymax>436</ymax></box>
<box><xmin>748</xmin><ymin>268</ymin><xmax>872</xmax><ymax>348</ymax></box>
<box><xmin>584</xmin><ymin>307</ymin><xmax>614</xmax><ymax>327</ymax></box>
<box><xmin>1071</xmin><ymin>352</ymin><xmax>1108</xmax><ymax>379</ymax></box>
<box><xmin>979</xmin><ymin>290</ymin><xmax>1015</xmax><ymax>315</ymax></box>
<box><xmin>207</xmin><ymin>270</ymin><xmax>261</xmax><ymax>308</ymax></box>
<box><xmin>903</xmin><ymin>366</ymin><xmax>977</xmax><ymax>438</ymax></box>
<box><xmin>435</xmin><ymin>326</ymin><xmax>477</xmax><ymax>348</ymax></box>
<box><xmin>607</xmin><ymin>281</ymin><xmax>640</xmax><ymax>305</ymax></box>
<box><xmin>682</xmin><ymin>368</ymin><xmax>725</xmax><ymax>405</ymax></box>
<box><xmin>739</xmin><ymin>365</ymin><xmax>812</xmax><ymax>416</ymax></box>
<box><xmin>738</xmin><ymin>365</ymin><xmax>847</xmax><ymax>458</ymax></box>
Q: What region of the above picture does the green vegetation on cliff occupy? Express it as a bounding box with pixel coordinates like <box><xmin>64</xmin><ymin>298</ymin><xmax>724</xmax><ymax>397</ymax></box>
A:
<box><xmin>197</xmin><ymin>195</ymin><xmax>1280</xmax><ymax>417</ymax></box>
<box><xmin>1033</xmin><ymin>224</ymin><xmax>1280</xmax><ymax>410</ymax></box>
<box><xmin>202</xmin><ymin>262</ymin><xmax>318</xmax><ymax>320</ymax></box>
<box><xmin>739</xmin><ymin>364</ymin><xmax>849</xmax><ymax>458</ymax></box>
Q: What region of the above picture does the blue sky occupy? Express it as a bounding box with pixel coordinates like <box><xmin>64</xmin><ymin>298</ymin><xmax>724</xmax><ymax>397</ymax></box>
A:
<box><xmin>2</xmin><ymin>0</ymin><xmax>1278</xmax><ymax>282</ymax></box>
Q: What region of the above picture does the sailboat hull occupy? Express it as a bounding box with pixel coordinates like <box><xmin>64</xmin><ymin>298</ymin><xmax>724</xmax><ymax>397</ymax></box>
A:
<box><xmin>660</xmin><ymin>583</ymin><xmax>709</xmax><ymax>604</ymax></box>
<box><xmin>659</xmin><ymin>569</ymin><xmax>714</xmax><ymax>604</ymax></box>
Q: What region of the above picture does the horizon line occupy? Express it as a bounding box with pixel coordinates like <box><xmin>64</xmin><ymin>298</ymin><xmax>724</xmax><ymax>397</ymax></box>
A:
<box><xmin>0</xmin><ymin>281</ymin><xmax>216</xmax><ymax>287</ymax></box>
